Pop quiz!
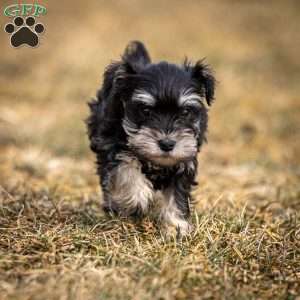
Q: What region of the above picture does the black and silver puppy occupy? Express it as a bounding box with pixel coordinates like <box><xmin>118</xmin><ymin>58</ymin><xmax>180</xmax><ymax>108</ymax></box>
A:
<box><xmin>87</xmin><ymin>41</ymin><xmax>216</xmax><ymax>236</ymax></box>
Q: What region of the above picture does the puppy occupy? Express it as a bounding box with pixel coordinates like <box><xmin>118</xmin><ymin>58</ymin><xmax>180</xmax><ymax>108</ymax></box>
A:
<box><xmin>87</xmin><ymin>41</ymin><xmax>216</xmax><ymax>237</ymax></box>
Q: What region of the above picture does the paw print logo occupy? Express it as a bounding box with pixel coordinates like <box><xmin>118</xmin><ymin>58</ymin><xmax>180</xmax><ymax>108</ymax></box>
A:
<box><xmin>4</xmin><ymin>16</ymin><xmax>45</xmax><ymax>48</ymax></box>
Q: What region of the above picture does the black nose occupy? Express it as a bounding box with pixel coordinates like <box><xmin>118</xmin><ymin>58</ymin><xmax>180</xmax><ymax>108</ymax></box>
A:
<box><xmin>158</xmin><ymin>139</ymin><xmax>176</xmax><ymax>152</ymax></box>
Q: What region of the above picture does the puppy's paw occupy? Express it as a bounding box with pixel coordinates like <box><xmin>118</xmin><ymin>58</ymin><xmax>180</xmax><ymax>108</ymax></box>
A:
<box><xmin>162</xmin><ymin>222</ymin><xmax>193</xmax><ymax>241</ymax></box>
<box><xmin>162</xmin><ymin>224</ymin><xmax>178</xmax><ymax>241</ymax></box>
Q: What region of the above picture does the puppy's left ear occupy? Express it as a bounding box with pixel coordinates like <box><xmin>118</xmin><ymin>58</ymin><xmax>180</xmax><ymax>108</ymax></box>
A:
<box><xmin>189</xmin><ymin>60</ymin><xmax>216</xmax><ymax>106</ymax></box>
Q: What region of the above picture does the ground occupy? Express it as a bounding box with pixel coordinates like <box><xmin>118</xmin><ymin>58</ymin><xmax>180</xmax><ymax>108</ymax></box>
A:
<box><xmin>0</xmin><ymin>1</ymin><xmax>299</xmax><ymax>299</ymax></box>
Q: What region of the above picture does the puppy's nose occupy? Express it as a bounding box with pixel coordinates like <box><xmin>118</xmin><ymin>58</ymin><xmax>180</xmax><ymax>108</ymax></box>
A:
<box><xmin>158</xmin><ymin>139</ymin><xmax>176</xmax><ymax>152</ymax></box>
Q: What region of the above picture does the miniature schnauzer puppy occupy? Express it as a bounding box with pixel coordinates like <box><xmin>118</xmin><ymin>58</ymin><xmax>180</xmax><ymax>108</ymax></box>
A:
<box><xmin>87</xmin><ymin>41</ymin><xmax>216</xmax><ymax>237</ymax></box>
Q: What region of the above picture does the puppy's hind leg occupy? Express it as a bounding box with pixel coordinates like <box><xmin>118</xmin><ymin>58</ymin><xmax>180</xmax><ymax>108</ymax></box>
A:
<box><xmin>104</xmin><ymin>153</ymin><xmax>154</xmax><ymax>217</ymax></box>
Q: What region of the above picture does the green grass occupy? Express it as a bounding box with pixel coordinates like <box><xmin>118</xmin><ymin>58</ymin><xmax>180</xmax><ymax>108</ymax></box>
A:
<box><xmin>0</xmin><ymin>0</ymin><xmax>299</xmax><ymax>299</ymax></box>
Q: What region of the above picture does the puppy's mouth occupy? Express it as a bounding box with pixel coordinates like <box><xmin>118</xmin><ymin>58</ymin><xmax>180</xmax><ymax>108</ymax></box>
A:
<box><xmin>142</xmin><ymin>152</ymin><xmax>186</xmax><ymax>167</ymax></box>
<box><xmin>126</xmin><ymin>126</ymin><xmax>197</xmax><ymax>166</ymax></box>
<box><xmin>133</xmin><ymin>148</ymin><xmax>195</xmax><ymax>167</ymax></box>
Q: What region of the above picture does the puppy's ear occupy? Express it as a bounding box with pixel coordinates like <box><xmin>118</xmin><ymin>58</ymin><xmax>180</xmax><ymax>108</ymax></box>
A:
<box><xmin>185</xmin><ymin>59</ymin><xmax>216</xmax><ymax>106</ymax></box>
<box><xmin>101</xmin><ymin>61</ymin><xmax>123</xmax><ymax>99</ymax></box>
<box><xmin>122</xmin><ymin>40</ymin><xmax>151</xmax><ymax>72</ymax></box>
<box><xmin>113</xmin><ymin>41</ymin><xmax>151</xmax><ymax>95</ymax></box>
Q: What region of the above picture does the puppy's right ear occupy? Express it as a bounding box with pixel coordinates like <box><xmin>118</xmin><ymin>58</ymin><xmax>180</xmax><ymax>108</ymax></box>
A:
<box><xmin>122</xmin><ymin>40</ymin><xmax>151</xmax><ymax>72</ymax></box>
<box><xmin>112</xmin><ymin>41</ymin><xmax>151</xmax><ymax>94</ymax></box>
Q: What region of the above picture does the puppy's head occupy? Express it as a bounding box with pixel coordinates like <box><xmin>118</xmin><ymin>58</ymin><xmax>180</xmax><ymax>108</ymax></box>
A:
<box><xmin>115</xmin><ymin>41</ymin><xmax>216</xmax><ymax>167</ymax></box>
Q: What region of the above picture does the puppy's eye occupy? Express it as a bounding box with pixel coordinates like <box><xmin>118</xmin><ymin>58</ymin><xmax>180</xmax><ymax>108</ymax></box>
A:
<box><xmin>141</xmin><ymin>107</ymin><xmax>152</xmax><ymax>117</ymax></box>
<box><xmin>182</xmin><ymin>107</ymin><xmax>192</xmax><ymax>117</ymax></box>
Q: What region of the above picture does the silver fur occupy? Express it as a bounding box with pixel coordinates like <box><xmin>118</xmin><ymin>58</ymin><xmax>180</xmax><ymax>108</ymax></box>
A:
<box><xmin>125</xmin><ymin>126</ymin><xmax>197</xmax><ymax>166</ymax></box>
<box><xmin>108</xmin><ymin>152</ymin><xmax>154</xmax><ymax>215</ymax></box>
<box><xmin>106</xmin><ymin>153</ymin><xmax>191</xmax><ymax>235</ymax></box>
<box><xmin>158</xmin><ymin>189</ymin><xmax>191</xmax><ymax>236</ymax></box>
<box><xmin>179</xmin><ymin>88</ymin><xmax>203</xmax><ymax>107</ymax></box>
<box><xmin>132</xmin><ymin>89</ymin><xmax>156</xmax><ymax>106</ymax></box>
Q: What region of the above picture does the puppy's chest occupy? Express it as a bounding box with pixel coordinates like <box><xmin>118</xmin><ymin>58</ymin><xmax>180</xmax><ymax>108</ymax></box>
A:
<box><xmin>141</xmin><ymin>162</ymin><xmax>177</xmax><ymax>190</ymax></box>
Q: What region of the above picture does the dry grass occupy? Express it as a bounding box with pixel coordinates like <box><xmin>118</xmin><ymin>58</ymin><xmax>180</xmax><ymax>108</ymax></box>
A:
<box><xmin>0</xmin><ymin>0</ymin><xmax>299</xmax><ymax>299</ymax></box>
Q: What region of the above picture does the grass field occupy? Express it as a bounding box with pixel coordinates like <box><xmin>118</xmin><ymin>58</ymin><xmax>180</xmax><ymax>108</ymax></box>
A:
<box><xmin>0</xmin><ymin>1</ymin><xmax>299</xmax><ymax>299</ymax></box>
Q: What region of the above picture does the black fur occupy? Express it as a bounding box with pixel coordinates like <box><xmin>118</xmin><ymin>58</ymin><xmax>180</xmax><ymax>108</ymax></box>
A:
<box><xmin>86</xmin><ymin>41</ymin><xmax>216</xmax><ymax>225</ymax></box>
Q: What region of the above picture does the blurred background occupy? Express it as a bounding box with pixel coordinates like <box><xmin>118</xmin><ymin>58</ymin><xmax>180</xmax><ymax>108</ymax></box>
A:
<box><xmin>1</xmin><ymin>1</ymin><xmax>300</xmax><ymax>299</ymax></box>
<box><xmin>0</xmin><ymin>0</ymin><xmax>299</xmax><ymax>195</ymax></box>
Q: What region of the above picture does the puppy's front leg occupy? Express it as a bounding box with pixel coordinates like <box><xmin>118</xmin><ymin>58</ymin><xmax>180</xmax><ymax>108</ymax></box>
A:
<box><xmin>104</xmin><ymin>153</ymin><xmax>154</xmax><ymax>217</ymax></box>
<box><xmin>159</xmin><ymin>185</ymin><xmax>192</xmax><ymax>238</ymax></box>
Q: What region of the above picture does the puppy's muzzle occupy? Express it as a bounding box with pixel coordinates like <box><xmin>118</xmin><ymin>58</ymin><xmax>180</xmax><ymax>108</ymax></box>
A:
<box><xmin>158</xmin><ymin>138</ymin><xmax>176</xmax><ymax>152</ymax></box>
